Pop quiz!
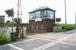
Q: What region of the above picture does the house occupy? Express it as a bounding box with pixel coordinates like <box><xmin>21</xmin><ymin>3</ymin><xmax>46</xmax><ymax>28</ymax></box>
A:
<box><xmin>0</xmin><ymin>15</ymin><xmax>5</xmax><ymax>27</ymax></box>
<box><xmin>28</xmin><ymin>7</ymin><xmax>55</xmax><ymax>33</ymax></box>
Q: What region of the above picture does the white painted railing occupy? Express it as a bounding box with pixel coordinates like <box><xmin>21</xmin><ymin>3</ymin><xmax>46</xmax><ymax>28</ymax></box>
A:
<box><xmin>0</xmin><ymin>27</ymin><xmax>27</xmax><ymax>37</ymax></box>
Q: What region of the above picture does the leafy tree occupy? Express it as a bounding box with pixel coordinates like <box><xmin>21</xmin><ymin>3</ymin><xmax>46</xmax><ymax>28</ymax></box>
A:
<box><xmin>5</xmin><ymin>9</ymin><xmax>14</xmax><ymax>32</ymax></box>
<box><xmin>5</xmin><ymin>9</ymin><xmax>14</xmax><ymax>17</ymax></box>
<box><xmin>13</xmin><ymin>18</ymin><xmax>20</xmax><ymax>24</ymax></box>
<box><xmin>4</xmin><ymin>20</ymin><xmax>14</xmax><ymax>27</ymax></box>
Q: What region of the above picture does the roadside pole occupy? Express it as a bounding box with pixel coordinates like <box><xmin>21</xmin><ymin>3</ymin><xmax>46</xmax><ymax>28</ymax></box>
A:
<box><xmin>75</xmin><ymin>12</ymin><xmax>76</xmax><ymax>25</ymax></box>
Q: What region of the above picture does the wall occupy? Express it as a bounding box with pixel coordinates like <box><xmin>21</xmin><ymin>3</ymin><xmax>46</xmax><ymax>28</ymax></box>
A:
<box><xmin>28</xmin><ymin>19</ymin><xmax>55</xmax><ymax>33</ymax></box>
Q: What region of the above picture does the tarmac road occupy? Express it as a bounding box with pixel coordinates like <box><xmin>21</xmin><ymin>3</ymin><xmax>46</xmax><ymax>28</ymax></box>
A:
<box><xmin>0</xmin><ymin>29</ymin><xmax>76</xmax><ymax>50</ymax></box>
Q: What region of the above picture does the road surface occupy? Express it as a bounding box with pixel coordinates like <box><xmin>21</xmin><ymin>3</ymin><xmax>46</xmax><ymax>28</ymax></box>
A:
<box><xmin>0</xmin><ymin>29</ymin><xmax>76</xmax><ymax>50</ymax></box>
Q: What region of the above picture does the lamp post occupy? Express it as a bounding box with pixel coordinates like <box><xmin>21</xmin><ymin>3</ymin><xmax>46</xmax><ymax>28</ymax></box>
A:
<box><xmin>75</xmin><ymin>12</ymin><xmax>76</xmax><ymax>25</ymax></box>
<box><xmin>64</xmin><ymin>0</ymin><xmax>67</xmax><ymax>24</ymax></box>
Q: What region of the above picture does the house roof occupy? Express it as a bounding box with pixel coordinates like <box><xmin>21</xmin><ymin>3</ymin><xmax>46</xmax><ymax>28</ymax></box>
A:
<box><xmin>29</xmin><ymin>6</ymin><xmax>55</xmax><ymax>13</ymax></box>
<box><xmin>0</xmin><ymin>15</ymin><xmax>5</xmax><ymax>17</ymax></box>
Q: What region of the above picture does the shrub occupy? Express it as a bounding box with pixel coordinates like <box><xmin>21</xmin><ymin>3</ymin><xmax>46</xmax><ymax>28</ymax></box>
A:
<box><xmin>61</xmin><ymin>24</ymin><xmax>75</xmax><ymax>31</ymax></box>
<box><xmin>0</xmin><ymin>32</ymin><xmax>11</xmax><ymax>45</ymax></box>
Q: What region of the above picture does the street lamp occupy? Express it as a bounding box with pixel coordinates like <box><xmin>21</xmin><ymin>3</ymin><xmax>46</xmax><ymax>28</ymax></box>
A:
<box><xmin>64</xmin><ymin>0</ymin><xmax>67</xmax><ymax>24</ymax></box>
<box><xmin>75</xmin><ymin>12</ymin><xmax>76</xmax><ymax>25</ymax></box>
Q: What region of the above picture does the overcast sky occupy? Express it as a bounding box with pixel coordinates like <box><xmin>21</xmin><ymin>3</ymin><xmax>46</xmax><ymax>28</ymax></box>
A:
<box><xmin>0</xmin><ymin>0</ymin><xmax>76</xmax><ymax>24</ymax></box>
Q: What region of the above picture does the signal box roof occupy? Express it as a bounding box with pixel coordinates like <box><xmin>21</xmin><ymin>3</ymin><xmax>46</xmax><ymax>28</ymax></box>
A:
<box><xmin>29</xmin><ymin>6</ymin><xmax>55</xmax><ymax>13</ymax></box>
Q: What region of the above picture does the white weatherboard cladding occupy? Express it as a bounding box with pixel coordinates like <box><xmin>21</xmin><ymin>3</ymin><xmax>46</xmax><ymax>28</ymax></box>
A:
<box><xmin>35</xmin><ymin>18</ymin><xmax>42</xmax><ymax>21</ymax></box>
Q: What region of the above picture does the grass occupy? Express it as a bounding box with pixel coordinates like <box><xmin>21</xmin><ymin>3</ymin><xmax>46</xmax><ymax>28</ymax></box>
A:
<box><xmin>0</xmin><ymin>32</ymin><xmax>11</xmax><ymax>45</ymax></box>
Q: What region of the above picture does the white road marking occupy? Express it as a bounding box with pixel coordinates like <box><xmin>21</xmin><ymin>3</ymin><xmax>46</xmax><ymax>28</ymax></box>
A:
<box><xmin>33</xmin><ymin>32</ymin><xmax>76</xmax><ymax>50</ymax></box>
<box><xmin>8</xmin><ymin>39</ymin><xmax>37</xmax><ymax>50</ymax></box>
<box><xmin>33</xmin><ymin>42</ymin><xmax>56</xmax><ymax>50</ymax></box>
<box><xmin>8</xmin><ymin>44</ymin><xmax>24</xmax><ymax>50</ymax></box>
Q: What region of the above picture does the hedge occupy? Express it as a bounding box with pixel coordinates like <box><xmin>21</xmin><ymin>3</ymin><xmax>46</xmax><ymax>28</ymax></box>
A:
<box><xmin>60</xmin><ymin>24</ymin><xmax>76</xmax><ymax>31</ymax></box>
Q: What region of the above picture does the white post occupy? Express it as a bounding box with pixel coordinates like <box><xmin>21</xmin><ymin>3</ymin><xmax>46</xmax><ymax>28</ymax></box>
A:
<box><xmin>64</xmin><ymin>0</ymin><xmax>67</xmax><ymax>24</ymax></box>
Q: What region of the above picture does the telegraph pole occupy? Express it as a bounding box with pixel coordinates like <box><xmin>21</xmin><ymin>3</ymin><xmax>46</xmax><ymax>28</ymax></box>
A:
<box><xmin>75</xmin><ymin>12</ymin><xmax>76</xmax><ymax>25</ymax></box>
<box><xmin>64</xmin><ymin>0</ymin><xmax>67</xmax><ymax>24</ymax></box>
<box><xmin>16</xmin><ymin>0</ymin><xmax>23</xmax><ymax>40</ymax></box>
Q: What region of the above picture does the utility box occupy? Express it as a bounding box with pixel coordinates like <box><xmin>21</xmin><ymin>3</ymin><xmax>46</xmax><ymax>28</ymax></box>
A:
<box><xmin>0</xmin><ymin>16</ymin><xmax>5</xmax><ymax>27</ymax></box>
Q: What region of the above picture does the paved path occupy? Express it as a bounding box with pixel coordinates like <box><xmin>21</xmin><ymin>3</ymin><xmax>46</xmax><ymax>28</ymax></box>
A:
<box><xmin>0</xmin><ymin>29</ymin><xmax>76</xmax><ymax>50</ymax></box>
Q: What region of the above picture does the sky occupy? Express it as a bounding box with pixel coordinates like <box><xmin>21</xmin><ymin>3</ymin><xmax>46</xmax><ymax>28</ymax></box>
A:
<box><xmin>0</xmin><ymin>0</ymin><xmax>76</xmax><ymax>24</ymax></box>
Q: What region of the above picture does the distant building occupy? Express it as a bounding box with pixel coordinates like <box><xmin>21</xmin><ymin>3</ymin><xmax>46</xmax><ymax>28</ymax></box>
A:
<box><xmin>28</xmin><ymin>7</ymin><xmax>55</xmax><ymax>33</ymax></box>
<box><xmin>0</xmin><ymin>16</ymin><xmax>5</xmax><ymax>27</ymax></box>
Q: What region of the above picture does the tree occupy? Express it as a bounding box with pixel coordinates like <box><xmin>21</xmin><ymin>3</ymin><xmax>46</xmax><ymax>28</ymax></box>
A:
<box><xmin>5</xmin><ymin>9</ymin><xmax>14</xmax><ymax>32</ymax></box>
<box><xmin>5</xmin><ymin>9</ymin><xmax>14</xmax><ymax>17</ymax></box>
<box><xmin>4</xmin><ymin>20</ymin><xmax>14</xmax><ymax>27</ymax></box>
<box><xmin>13</xmin><ymin>18</ymin><xmax>21</xmax><ymax>24</ymax></box>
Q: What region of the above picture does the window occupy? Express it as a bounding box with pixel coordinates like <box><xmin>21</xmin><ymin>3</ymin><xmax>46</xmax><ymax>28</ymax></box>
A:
<box><xmin>40</xmin><ymin>11</ymin><xmax>44</xmax><ymax>18</ymax></box>
<box><xmin>47</xmin><ymin>10</ymin><xmax>54</xmax><ymax>19</ymax></box>
<box><xmin>35</xmin><ymin>11</ymin><xmax>40</xmax><ymax>19</ymax></box>
<box><xmin>44</xmin><ymin>10</ymin><xmax>47</xmax><ymax>18</ymax></box>
<box><xmin>29</xmin><ymin>13</ymin><xmax>35</xmax><ymax>20</ymax></box>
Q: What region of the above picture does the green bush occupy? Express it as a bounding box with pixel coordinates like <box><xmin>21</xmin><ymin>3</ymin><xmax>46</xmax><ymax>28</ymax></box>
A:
<box><xmin>61</xmin><ymin>24</ymin><xmax>76</xmax><ymax>31</ymax></box>
<box><xmin>0</xmin><ymin>32</ymin><xmax>11</xmax><ymax>45</ymax></box>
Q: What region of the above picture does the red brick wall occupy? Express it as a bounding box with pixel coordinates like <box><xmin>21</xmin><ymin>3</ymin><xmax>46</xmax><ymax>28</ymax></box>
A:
<box><xmin>28</xmin><ymin>19</ymin><xmax>55</xmax><ymax>33</ymax></box>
